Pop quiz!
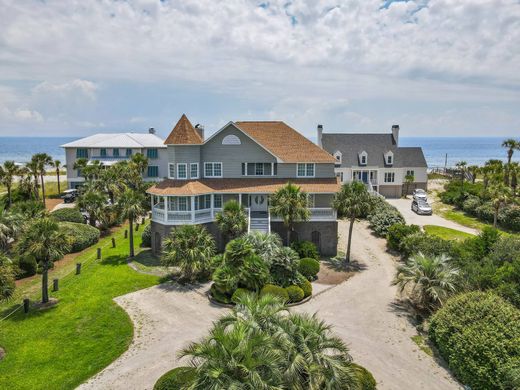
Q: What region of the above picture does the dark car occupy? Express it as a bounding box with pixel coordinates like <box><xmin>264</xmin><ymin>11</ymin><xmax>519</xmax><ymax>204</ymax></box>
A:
<box><xmin>61</xmin><ymin>189</ymin><xmax>78</xmax><ymax>204</ymax></box>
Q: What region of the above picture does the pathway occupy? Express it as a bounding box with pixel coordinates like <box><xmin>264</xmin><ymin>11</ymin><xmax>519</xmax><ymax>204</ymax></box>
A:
<box><xmin>77</xmin><ymin>222</ymin><xmax>461</xmax><ymax>390</ymax></box>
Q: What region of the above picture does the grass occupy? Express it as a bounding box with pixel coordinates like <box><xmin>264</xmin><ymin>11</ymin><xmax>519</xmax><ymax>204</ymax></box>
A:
<box><xmin>427</xmin><ymin>172</ymin><xmax>448</xmax><ymax>180</ymax></box>
<box><xmin>423</xmin><ymin>225</ymin><xmax>474</xmax><ymax>241</ymax></box>
<box><xmin>0</xmin><ymin>221</ymin><xmax>160</xmax><ymax>390</ymax></box>
<box><xmin>411</xmin><ymin>335</ymin><xmax>433</xmax><ymax>357</ymax></box>
<box><xmin>129</xmin><ymin>249</ymin><xmax>173</xmax><ymax>277</ymax></box>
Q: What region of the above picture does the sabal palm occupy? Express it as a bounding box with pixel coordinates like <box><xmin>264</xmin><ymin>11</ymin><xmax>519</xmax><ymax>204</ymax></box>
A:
<box><xmin>510</xmin><ymin>162</ymin><xmax>519</xmax><ymax>196</ymax></box>
<box><xmin>0</xmin><ymin>253</ymin><xmax>15</xmax><ymax>301</ymax></box>
<box><xmin>0</xmin><ymin>208</ymin><xmax>22</xmax><ymax>251</ymax></box>
<box><xmin>162</xmin><ymin>224</ymin><xmax>216</xmax><ymax>281</ymax></box>
<box><xmin>393</xmin><ymin>252</ymin><xmax>459</xmax><ymax>311</ymax></box>
<box><xmin>81</xmin><ymin>160</ymin><xmax>103</xmax><ymax>182</ymax></box>
<box><xmin>16</xmin><ymin>218</ymin><xmax>70</xmax><ymax>303</ymax></box>
<box><xmin>52</xmin><ymin>159</ymin><xmax>62</xmax><ymax>193</ymax></box>
<box><xmin>130</xmin><ymin>153</ymin><xmax>148</xmax><ymax>175</ymax></box>
<box><xmin>118</xmin><ymin>189</ymin><xmax>145</xmax><ymax>257</ymax></box>
<box><xmin>270</xmin><ymin>182</ymin><xmax>310</xmax><ymax>245</ymax></box>
<box><xmin>332</xmin><ymin>181</ymin><xmax>374</xmax><ymax>262</ymax></box>
<box><xmin>467</xmin><ymin>165</ymin><xmax>479</xmax><ymax>184</ymax></box>
<box><xmin>77</xmin><ymin>184</ymin><xmax>108</xmax><ymax>227</ymax></box>
<box><xmin>455</xmin><ymin>160</ymin><xmax>467</xmax><ymax>189</ymax></box>
<box><xmin>215</xmin><ymin>199</ymin><xmax>247</xmax><ymax>240</ymax></box>
<box><xmin>99</xmin><ymin>167</ymin><xmax>126</xmax><ymax>204</ymax></box>
<box><xmin>0</xmin><ymin>160</ymin><xmax>20</xmax><ymax>207</ymax></box>
<box><xmin>488</xmin><ymin>183</ymin><xmax>511</xmax><ymax>227</ymax></box>
<box><xmin>31</xmin><ymin>153</ymin><xmax>53</xmax><ymax>207</ymax></box>
<box><xmin>242</xmin><ymin>231</ymin><xmax>282</xmax><ymax>265</ymax></box>
<box><xmin>25</xmin><ymin>159</ymin><xmax>40</xmax><ymax>200</ymax></box>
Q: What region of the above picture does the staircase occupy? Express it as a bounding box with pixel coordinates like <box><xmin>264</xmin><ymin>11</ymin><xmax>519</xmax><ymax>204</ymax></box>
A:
<box><xmin>249</xmin><ymin>211</ymin><xmax>270</xmax><ymax>233</ymax></box>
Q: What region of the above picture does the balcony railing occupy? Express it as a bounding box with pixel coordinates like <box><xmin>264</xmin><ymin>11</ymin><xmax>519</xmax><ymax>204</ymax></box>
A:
<box><xmin>270</xmin><ymin>207</ymin><xmax>337</xmax><ymax>222</ymax></box>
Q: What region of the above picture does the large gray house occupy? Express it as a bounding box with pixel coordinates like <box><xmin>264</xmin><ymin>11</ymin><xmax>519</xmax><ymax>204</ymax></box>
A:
<box><xmin>318</xmin><ymin>125</ymin><xmax>427</xmax><ymax>198</ymax></box>
<box><xmin>147</xmin><ymin>115</ymin><xmax>339</xmax><ymax>255</ymax></box>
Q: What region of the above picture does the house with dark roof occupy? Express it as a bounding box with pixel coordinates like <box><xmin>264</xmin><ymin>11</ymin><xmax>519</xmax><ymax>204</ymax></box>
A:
<box><xmin>318</xmin><ymin>125</ymin><xmax>428</xmax><ymax>198</ymax></box>
<box><xmin>147</xmin><ymin>115</ymin><xmax>340</xmax><ymax>255</ymax></box>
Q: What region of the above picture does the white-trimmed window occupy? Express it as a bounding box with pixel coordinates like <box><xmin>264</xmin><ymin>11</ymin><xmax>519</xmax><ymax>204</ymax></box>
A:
<box><xmin>204</xmin><ymin>162</ymin><xmax>223</xmax><ymax>177</ymax></box>
<box><xmin>333</xmin><ymin>151</ymin><xmax>342</xmax><ymax>165</ymax></box>
<box><xmin>384</xmin><ymin>172</ymin><xmax>395</xmax><ymax>183</ymax></box>
<box><xmin>195</xmin><ymin>194</ymin><xmax>211</xmax><ymax>210</ymax></box>
<box><xmin>242</xmin><ymin>163</ymin><xmax>276</xmax><ymax>176</ymax></box>
<box><xmin>297</xmin><ymin>163</ymin><xmax>315</xmax><ymax>177</ymax></box>
<box><xmin>222</xmin><ymin>134</ymin><xmax>241</xmax><ymax>145</ymax></box>
<box><xmin>190</xmin><ymin>163</ymin><xmax>199</xmax><ymax>179</ymax></box>
<box><xmin>177</xmin><ymin>163</ymin><xmax>187</xmax><ymax>179</ymax></box>
<box><xmin>168</xmin><ymin>163</ymin><xmax>175</xmax><ymax>179</ymax></box>
<box><xmin>214</xmin><ymin>194</ymin><xmax>223</xmax><ymax>208</ymax></box>
<box><xmin>406</xmin><ymin>170</ymin><xmax>415</xmax><ymax>179</ymax></box>
<box><xmin>385</xmin><ymin>151</ymin><xmax>394</xmax><ymax>165</ymax></box>
<box><xmin>359</xmin><ymin>151</ymin><xmax>368</xmax><ymax>165</ymax></box>
<box><xmin>168</xmin><ymin>196</ymin><xmax>191</xmax><ymax>211</ymax></box>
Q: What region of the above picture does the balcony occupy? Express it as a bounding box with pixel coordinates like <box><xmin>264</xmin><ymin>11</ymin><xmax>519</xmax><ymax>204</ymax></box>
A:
<box><xmin>270</xmin><ymin>207</ymin><xmax>337</xmax><ymax>222</ymax></box>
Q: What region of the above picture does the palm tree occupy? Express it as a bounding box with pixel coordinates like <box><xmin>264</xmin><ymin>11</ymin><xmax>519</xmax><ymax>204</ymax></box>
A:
<box><xmin>0</xmin><ymin>253</ymin><xmax>15</xmax><ymax>301</ymax></box>
<box><xmin>502</xmin><ymin>138</ymin><xmax>519</xmax><ymax>185</ymax></box>
<box><xmin>73</xmin><ymin>157</ymin><xmax>88</xmax><ymax>179</ymax></box>
<box><xmin>404</xmin><ymin>173</ymin><xmax>414</xmax><ymax>196</ymax></box>
<box><xmin>117</xmin><ymin>189</ymin><xmax>145</xmax><ymax>257</ymax></box>
<box><xmin>32</xmin><ymin>153</ymin><xmax>53</xmax><ymax>207</ymax></box>
<box><xmin>488</xmin><ymin>183</ymin><xmax>511</xmax><ymax>227</ymax></box>
<box><xmin>467</xmin><ymin>165</ymin><xmax>479</xmax><ymax>184</ymax></box>
<box><xmin>16</xmin><ymin>218</ymin><xmax>70</xmax><ymax>303</ymax></box>
<box><xmin>393</xmin><ymin>253</ymin><xmax>459</xmax><ymax>311</ymax></box>
<box><xmin>162</xmin><ymin>224</ymin><xmax>216</xmax><ymax>281</ymax></box>
<box><xmin>332</xmin><ymin>181</ymin><xmax>374</xmax><ymax>263</ymax></box>
<box><xmin>215</xmin><ymin>199</ymin><xmax>247</xmax><ymax>241</ymax></box>
<box><xmin>77</xmin><ymin>184</ymin><xmax>108</xmax><ymax>227</ymax></box>
<box><xmin>0</xmin><ymin>208</ymin><xmax>22</xmax><ymax>251</ymax></box>
<box><xmin>0</xmin><ymin>161</ymin><xmax>20</xmax><ymax>208</ymax></box>
<box><xmin>81</xmin><ymin>160</ymin><xmax>103</xmax><ymax>182</ymax></box>
<box><xmin>25</xmin><ymin>159</ymin><xmax>40</xmax><ymax>200</ymax></box>
<box><xmin>510</xmin><ymin>162</ymin><xmax>519</xmax><ymax>197</ymax></box>
<box><xmin>51</xmin><ymin>160</ymin><xmax>62</xmax><ymax>194</ymax></box>
<box><xmin>455</xmin><ymin>160</ymin><xmax>467</xmax><ymax>190</ymax></box>
<box><xmin>242</xmin><ymin>231</ymin><xmax>282</xmax><ymax>266</ymax></box>
<box><xmin>98</xmin><ymin>166</ymin><xmax>126</xmax><ymax>204</ymax></box>
<box><xmin>269</xmin><ymin>182</ymin><xmax>310</xmax><ymax>245</ymax></box>
<box><xmin>130</xmin><ymin>153</ymin><xmax>148</xmax><ymax>175</ymax></box>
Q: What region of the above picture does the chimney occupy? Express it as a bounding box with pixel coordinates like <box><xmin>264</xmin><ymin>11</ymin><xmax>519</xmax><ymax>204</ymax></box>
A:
<box><xmin>148</xmin><ymin>127</ymin><xmax>156</xmax><ymax>135</ymax></box>
<box><xmin>195</xmin><ymin>124</ymin><xmax>205</xmax><ymax>141</ymax></box>
<box><xmin>391</xmin><ymin>124</ymin><xmax>399</xmax><ymax>145</ymax></box>
<box><xmin>317</xmin><ymin>124</ymin><xmax>323</xmax><ymax>147</ymax></box>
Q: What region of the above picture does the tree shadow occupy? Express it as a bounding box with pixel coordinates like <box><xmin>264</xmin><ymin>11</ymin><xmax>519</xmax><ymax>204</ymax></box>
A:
<box><xmin>322</xmin><ymin>257</ymin><xmax>368</xmax><ymax>273</ymax></box>
<box><xmin>156</xmin><ymin>280</ymin><xmax>208</xmax><ymax>294</ymax></box>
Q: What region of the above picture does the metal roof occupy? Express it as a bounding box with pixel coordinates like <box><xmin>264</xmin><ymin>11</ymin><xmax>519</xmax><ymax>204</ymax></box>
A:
<box><xmin>61</xmin><ymin>133</ymin><xmax>166</xmax><ymax>148</ymax></box>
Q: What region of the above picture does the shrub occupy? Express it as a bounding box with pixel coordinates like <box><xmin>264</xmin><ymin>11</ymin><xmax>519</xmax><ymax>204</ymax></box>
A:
<box><xmin>210</xmin><ymin>283</ymin><xmax>232</xmax><ymax>304</ymax></box>
<box><xmin>242</xmin><ymin>231</ymin><xmax>282</xmax><ymax>265</ymax></box>
<box><xmin>291</xmin><ymin>240</ymin><xmax>319</xmax><ymax>260</ymax></box>
<box><xmin>400</xmin><ymin>232</ymin><xmax>454</xmax><ymax>259</ymax></box>
<box><xmin>260</xmin><ymin>284</ymin><xmax>289</xmax><ymax>302</ymax></box>
<box><xmin>16</xmin><ymin>255</ymin><xmax>38</xmax><ymax>278</ymax></box>
<box><xmin>352</xmin><ymin>364</ymin><xmax>377</xmax><ymax>390</ymax></box>
<box><xmin>462</xmin><ymin>195</ymin><xmax>481</xmax><ymax>214</ymax></box>
<box><xmin>475</xmin><ymin>202</ymin><xmax>495</xmax><ymax>223</ymax></box>
<box><xmin>154</xmin><ymin>366</ymin><xmax>196</xmax><ymax>390</ymax></box>
<box><xmin>386</xmin><ymin>223</ymin><xmax>421</xmax><ymax>252</ymax></box>
<box><xmin>269</xmin><ymin>247</ymin><xmax>300</xmax><ymax>287</ymax></box>
<box><xmin>367</xmin><ymin>201</ymin><xmax>405</xmax><ymax>237</ymax></box>
<box><xmin>297</xmin><ymin>277</ymin><xmax>312</xmax><ymax>298</ymax></box>
<box><xmin>298</xmin><ymin>258</ymin><xmax>320</xmax><ymax>280</ymax></box>
<box><xmin>487</xmin><ymin>235</ymin><xmax>520</xmax><ymax>266</ymax></box>
<box><xmin>285</xmin><ymin>285</ymin><xmax>305</xmax><ymax>303</ymax></box>
<box><xmin>498</xmin><ymin>205</ymin><xmax>520</xmax><ymax>232</ymax></box>
<box><xmin>58</xmin><ymin>222</ymin><xmax>100</xmax><ymax>253</ymax></box>
<box><xmin>429</xmin><ymin>291</ymin><xmax>520</xmax><ymax>390</ymax></box>
<box><xmin>231</xmin><ymin>288</ymin><xmax>252</xmax><ymax>304</ymax></box>
<box><xmin>238</xmin><ymin>254</ymin><xmax>270</xmax><ymax>291</ymax></box>
<box><xmin>141</xmin><ymin>224</ymin><xmax>151</xmax><ymax>247</ymax></box>
<box><xmin>51</xmin><ymin>207</ymin><xmax>85</xmax><ymax>224</ymax></box>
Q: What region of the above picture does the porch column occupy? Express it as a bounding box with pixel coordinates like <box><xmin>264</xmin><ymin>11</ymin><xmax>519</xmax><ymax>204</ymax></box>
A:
<box><xmin>191</xmin><ymin>196</ymin><xmax>195</xmax><ymax>223</ymax></box>
<box><xmin>150</xmin><ymin>195</ymin><xmax>154</xmax><ymax>215</ymax></box>
<box><xmin>238</xmin><ymin>193</ymin><xmax>242</xmax><ymax>206</ymax></box>
<box><xmin>211</xmin><ymin>194</ymin><xmax>214</xmax><ymax>218</ymax></box>
<box><xmin>163</xmin><ymin>196</ymin><xmax>168</xmax><ymax>223</ymax></box>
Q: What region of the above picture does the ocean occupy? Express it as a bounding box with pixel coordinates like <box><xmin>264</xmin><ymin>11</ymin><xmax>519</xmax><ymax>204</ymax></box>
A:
<box><xmin>0</xmin><ymin>136</ymin><xmax>517</xmax><ymax>168</ymax></box>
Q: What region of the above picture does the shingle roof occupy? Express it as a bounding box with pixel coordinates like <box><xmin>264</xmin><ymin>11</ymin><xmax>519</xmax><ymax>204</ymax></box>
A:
<box><xmin>61</xmin><ymin>133</ymin><xmax>165</xmax><ymax>148</ymax></box>
<box><xmin>235</xmin><ymin>121</ymin><xmax>336</xmax><ymax>163</ymax></box>
<box><xmin>321</xmin><ymin>133</ymin><xmax>427</xmax><ymax>168</ymax></box>
<box><xmin>147</xmin><ymin>178</ymin><xmax>340</xmax><ymax>196</ymax></box>
<box><xmin>164</xmin><ymin>114</ymin><xmax>203</xmax><ymax>145</ymax></box>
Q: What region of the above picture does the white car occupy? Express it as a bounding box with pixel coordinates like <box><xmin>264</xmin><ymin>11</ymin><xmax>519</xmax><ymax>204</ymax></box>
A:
<box><xmin>411</xmin><ymin>200</ymin><xmax>432</xmax><ymax>215</ymax></box>
<box><xmin>413</xmin><ymin>189</ymin><xmax>428</xmax><ymax>202</ymax></box>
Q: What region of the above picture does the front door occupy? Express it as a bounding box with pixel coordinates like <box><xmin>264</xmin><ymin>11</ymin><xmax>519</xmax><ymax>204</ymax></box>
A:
<box><xmin>249</xmin><ymin>194</ymin><xmax>268</xmax><ymax>212</ymax></box>
<box><xmin>361</xmin><ymin>171</ymin><xmax>369</xmax><ymax>184</ymax></box>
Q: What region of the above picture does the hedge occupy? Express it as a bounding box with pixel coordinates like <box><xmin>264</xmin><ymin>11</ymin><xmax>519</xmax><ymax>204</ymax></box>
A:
<box><xmin>386</xmin><ymin>223</ymin><xmax>421</xmax><ymax>252</ymax></box>
<box><xmin>297</xmin><ymin>277</ymin><xmax>312</xmax><ymax>298</ymax></box>
<box><xmin>290</xmin><ymin>240</ymin><xmax>319</xmax><ymax>260</ymax></box>
<box><xmin>367</xmin><ymin>201</ymin><xmax>405</xmax><ymax>237</ymax></box>
<box><xmin>154</xmin><ymin>367</ymin><xmax>196</xmax><ymax>390</ymax></box>
<box><xmin>16</xmin><ymin>255</ymin><xmax>38</xmax><ymax>278</ymax></box>
<box><xmin>51</xmin><ymin>208</ymin><xmax>85</xmax><ymax>224</ymax></box>
<box><xmin>429</xmin><ymin>291</ymin><xmax>520</xmax><ymax>390</ymax></box>
<box><xmin>285</xmin><ymin>285</ymin><xmax>304</xmax><ymax>303</ymax></box>
<box><xmin>58</xmin><ymin>222</ymin><xmax>100</xmax><ymax>253</ymax></box>
<box><xmin>298</xmin><ymin>258</ymin><xmax>320</xmax><ymax>280</ymax></box>
<box><xmin>260</xmin><ymin>284</ymin><xmax>289</xmax><ymax>302</ymax></box>
<box><xmin>352</xmin><ymin>363</ymin><xmax>377</xmax><ymax>390</ymax></box>
<box><xmin>141</xmin><ymin>224</ymin><xmax>151</xmax><ymax>247</ymax></box>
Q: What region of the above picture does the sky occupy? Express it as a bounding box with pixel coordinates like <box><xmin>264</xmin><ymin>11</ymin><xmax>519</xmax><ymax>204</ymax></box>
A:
<box><xmin>0</xmin><ymin>0</ymin><xmax>519</xmax><ymax>140</ymax></box>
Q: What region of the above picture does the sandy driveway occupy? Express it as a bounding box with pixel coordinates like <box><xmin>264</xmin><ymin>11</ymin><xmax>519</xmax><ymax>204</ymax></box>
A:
<box><xmin>387</xmin><ymin>198</ymin><xmax>478</xmax><ymax>235</ymax></box>
<box><xmin>78</xmin><ymin>222</ymin><xmax>461</xmax><ymax>390</ymax></box>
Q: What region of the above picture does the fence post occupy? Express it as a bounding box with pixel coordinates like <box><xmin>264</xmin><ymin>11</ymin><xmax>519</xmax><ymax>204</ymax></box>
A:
<box><xmin>111</xmin><ymin>237</ymin><xmax>116</xmax><ymax>248</ymax></box>
<box><xmin>53</xmin><ymin>278</ymin><xmax>59</xmax><ymax>292</ymax></box>
<box><xmin>125</xmin><ymin>230</ymin><xmax>128</xmax><ymax>239</ymax></box>
<box><xmin>135</xmin><ymin>223</ymin><xmax>139</xmax><ymax>232</ymax></box>
<box><xmin>76</xmin><ymin>263</ymin><xmax>82</xmax><ymax>275</ymax></box>
<box><xmin>23</xmin><ymin>298</ymin><xmax>30</xmax><ymax>313</ymax></box>
<box><xmin>97</xmin><ymin>248</ymin><xmax>101</xmax><ymax>259</ymax></box>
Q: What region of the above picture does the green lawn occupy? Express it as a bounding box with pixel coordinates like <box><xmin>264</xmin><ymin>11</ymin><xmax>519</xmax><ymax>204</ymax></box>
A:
<box><xmin>423</xmin><ymin>225</ymin><xmax>474</xmax><ymax>241</ymax></box>
<box><xmin>0</xmin><ymin>222</ymin><xmax>159</xmax><ymax>390</ymax></box>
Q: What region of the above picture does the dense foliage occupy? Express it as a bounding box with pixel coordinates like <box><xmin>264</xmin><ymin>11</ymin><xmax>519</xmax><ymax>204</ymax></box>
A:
<box><xmin>291</xmin><ymin>239</ymin><xmax>319</xmax><ymax>260</ymax></box>
<box><xmin>153</xmin><ymin>367</ymin><xmax>196</xmax><ymax>390</ymax></box>
<box><xmin>58</xmin><ymin>222</ymin><xmax>100</xmax><ymax>253</ymax></box>
<box><xmin>367</xmin><ymin>198</ymin><xmax>405</xmax><ymax>237</ymax></box>
<box><xmin>214</xmin><ymin>199</ymin><xmax>248</xmax><ymax>240</ymax></box>
<box><xmin>285</xmin><ymin>285</ymin><xmax>305</xmax><ymax>303</ymax></box>
<box><xmin>298</xmin><ymin>257</ymin><xmax>320</xmax><ymax>280</ymax></box>
<box><xmin>141</xmin><ymin>224</ymin><xmax>151</xmax><ymax>247</ymax></box>
<box><xmin>386</xmin><ymin>223</ymin><xmax>421</xmax><ymax>252</ymax></box>
<box><xmin>50</xmin><ymin>207</ymin><xmax>85</xmax><ymax>224</ymax></box>
<box><xmin>429</xmin><ymin>291</ymin><xmax>520</xmax><ymax>390</ymax></box>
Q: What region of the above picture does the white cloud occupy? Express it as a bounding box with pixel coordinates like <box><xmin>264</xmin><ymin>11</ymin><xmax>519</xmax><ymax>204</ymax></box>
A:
<box><xmin>32</xmin><ymin>79</ymin><xmax>98</xmax><ymax>101</ymax></box>
<box><xmin>14</xmin><ymin>109</ymin><xmax>44</xmax><ymax>122</ymax></box>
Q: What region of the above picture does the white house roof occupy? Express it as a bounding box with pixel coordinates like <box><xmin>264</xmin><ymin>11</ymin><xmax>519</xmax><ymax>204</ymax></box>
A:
<box><xmin>61</xmin><ymin>133</ymin><xmax>166</xmax><ymax>148</ymax></box>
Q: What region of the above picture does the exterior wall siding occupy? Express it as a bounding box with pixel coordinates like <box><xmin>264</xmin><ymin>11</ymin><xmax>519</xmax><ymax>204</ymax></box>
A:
<box><xmin>314</xmin><ymin>193</ymin><xmax>334</xmax><ymax>207</ymax></box>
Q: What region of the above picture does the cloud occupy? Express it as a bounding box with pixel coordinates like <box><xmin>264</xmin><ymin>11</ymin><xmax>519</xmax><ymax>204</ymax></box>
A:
<box><xmin>32</xmin><ymin>79</ymin><xmax>98</xmax><ymax>101</ymax></box>
<box><xmin>14</xmin><ymin>109</ymin><xmax>44</xmax><ymax>122</ymax></box>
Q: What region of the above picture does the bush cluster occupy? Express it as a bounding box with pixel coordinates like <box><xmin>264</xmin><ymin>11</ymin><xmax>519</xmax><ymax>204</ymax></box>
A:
<box><xmin>290</xmin><ymin>240</ymin><xmax>319</xmax><ymax>260</ymax></box>
<box><xmin>141</xmin><ymin>224</ymin><xmax>151</xmax><ymax>247</ymax></box>
<box><xmin>298</xmin><ymin>258</ymin><xmax>320</xmax><ymax>280</ymax></box>
<box><xmin>297</xmin><ymin>277</ymin><xmax>312</xmax><ymax>298</ymax></box>
<box><xmin>50</xmin><ymin>207</ymin><xmax>85</xmax><ymax>224</ymax></box>
<box><xmin>260</xmin><ymin>284</ymin><xmax>289</xmax><ymax>302</ymax></box>
<box><xmin>386</xmin><ymin>223</ymin><xmax>421</xmax><ymax>252</ymax></box>
<box><xmin>352</xmin><ymin>363</ymin><xmax>377</xmax><ymax>390</ymax></box>
<box><xmin>15</xmin><ymin>255</ymin><xmax>38</xmax><ymax>278</ymax></box>
<box><xmin>429</xmin><ymin>291</ymin><xmax>520</xmax><ymax>390</ymax></box>
<box><xmin>153</xmin><ymin>367</ymin><xmax>196</xmax><ymax>390</ymax></box>
<box><xmin>400</xmin><ymin>232</ymin><xmax>455</xmax><ymax>259</ymax></box>
<box><xmin>285</xmin><ymin>285</ymin><xmax>305</xmax><ymax>303</ymax></box>
<box><xmin>58</xmin><ymin>222</ymin><xmax>100</xmax><ymax>253</ymax></box>
<box><xmin>439</xmin><ymin>180</ymin><xmax>484</xmax><ymax>208</ymax></box>
<box><xmin>367</xmin><ymin>200</ymin><xmax>405</xmax><ymax>237</ymax></box>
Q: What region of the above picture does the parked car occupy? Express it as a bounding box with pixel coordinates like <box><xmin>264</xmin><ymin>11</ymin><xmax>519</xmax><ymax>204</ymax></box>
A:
<box><xmin>413</xmin><ymin>188</ymin><xmax>428</xmax><ymax>202</ymax></box>
<box><xmin>411</xmin><ymin>200</ymin><xmax>432</xmax><ymax>215</ymax></box>
<box><xmin>61</xmin><ymin>189</ymin><xmax>78</xmax><ymax>204</ymax></box>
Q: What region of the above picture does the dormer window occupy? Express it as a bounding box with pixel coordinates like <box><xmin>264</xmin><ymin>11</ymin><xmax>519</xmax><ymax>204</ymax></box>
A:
<box><xmin>333</xmin><ymin>151</ymin><xmax>342</xmax><ymax>165</ymax></box>
<box><xmin>358</xmin><ymin>151</ymin><xmax>368</xmax><ymax>165</ymax></box>
<box><xmin>384</xmin><ymin>151</ymin><xmax>394</xmax><ymax>165</ymax></box>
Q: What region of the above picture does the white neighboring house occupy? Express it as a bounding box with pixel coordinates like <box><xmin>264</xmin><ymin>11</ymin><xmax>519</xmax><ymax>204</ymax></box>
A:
<box><xmin>318</xmin><ymin>124</ymin><xmax>428</xmax><ymax>198</ymax></box>
<box><xmin>61</xmin><ymin>130</ymin><xmax>167</xmax><ymax>189</ymax></box>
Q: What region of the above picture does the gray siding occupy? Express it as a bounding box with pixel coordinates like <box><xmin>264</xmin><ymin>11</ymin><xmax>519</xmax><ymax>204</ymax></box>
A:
<box><xmin>314</xmin><ymin>194</ymin><xmax>333</xmax><ymax>207</ymax></box>
<box><xmin>277</xmin><ymin>163</ymin><xmax>335</xmax><ymax>178</ymax></box>
<box><xmin>167</xmin><ymin>145</ymin><xmax>201</xmax><ymax>166</ymax></box>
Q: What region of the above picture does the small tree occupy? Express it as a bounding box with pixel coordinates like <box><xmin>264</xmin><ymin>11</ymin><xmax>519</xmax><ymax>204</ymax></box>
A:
<box><xmin>118</xmin><ymin>189</ymin><xmax>145</xmax><ymax>257</ymax></box>
<box><xmin>215</xmin><ymin>199</ymin><xmax>247</xmax><ymax>241</ymax></box>
<box><xmin>0</xmin><ymin>254</ymin><xmax>15</xmax><ymax>301</ymax></box>
<box><xmin>467</xmin><ymin>165</ymin><xmax>479</xmax><ymax>184</ymax></box>
<box><xmin>404</xmin><ymin>173</ymin><xmax>414</xmax><ymax>196</ymax></box>
<box><xmin>332</xmin><ymin>181</ymin><xmax>374</xmax><ymax>263</ymax></box>
<box><xmin>502</xmin><ymin>138</ymin><xmax>519</xmax><ymax>185</ymax></box>
<box><xmin>269</xmin><ymin>183</ymin><xmax>310</xmax><ymax>245</ymax></box>
<box><xmin>455</xmin><ymin>160</ymin><xmax>467</xmax><ymax>190</ymax></box>
<box><xmin>32</xmin><ymin>153</ymin><xmax>53</xmax><ymax>207</ymax></box>
<box><xmin>16</xmin><ymin>218</ymin><xmax>70</xmax><ymax>303</ymax></box>
<box><xmin>162</xmin><ymin>225</ymin><xmax>216</xmax><ymax>282</ymax></box>
<box><xmin>488</xmin><ymin>183</ymin><xmax>511</xmax><ymax>227</ymax></box>
<box><xmin>77</xmin><ymin>185</ymin><xmax>108</xmax><ymax>227</ymax></box>
<box><xmin>52</xmin><ymin>160</ymin><xmax>62</xmax><ymax>194</ymax></box>
<box><xmin>0</xmin><ymin>160</ymin><xmax>20</xmax><ymax>208</ymax></box>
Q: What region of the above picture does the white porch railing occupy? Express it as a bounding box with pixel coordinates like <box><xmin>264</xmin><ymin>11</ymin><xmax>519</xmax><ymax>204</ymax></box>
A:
<box><xmin>269</xmin><ymin>207</ymin><xmax>337</xmax><ymax>222</ymax></box>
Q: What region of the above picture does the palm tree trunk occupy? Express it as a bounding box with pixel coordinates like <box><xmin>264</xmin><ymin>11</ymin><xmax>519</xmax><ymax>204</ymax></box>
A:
<box><xmin>40</xmin><ymin>174</ymin><xmax>46</xmax><ymax>207</ymax></box>
<box><xmin>89</xmin><ymin>214</ymin><xmax>96</xmax><ymax>227</ymax></box>
<box><xmin>345</xmin><ymin>218</ymin><xmax>355</xmax><ymax>263</ymax></box>
<box><xmin>129</xmin><ymin>217</ymin><xmax>135</xmax><ymax>257</ymax></box>
<box><xmin>42</xmin><ymin>262</ymin><xmax>49</xmax><ymax>303</ymax></box>
<box><xmin>56</xmin><ymin>169</ymin><xmax>61</xmax><ymax>194</ymax></box>
<box><xmin>7</xmin><ymin>185</ymin><xmax>12</xmax><ymax>208</ymax></box>
<box><xmin>34</xmin><ymin>176</ymin><xmax>39</xmax><ymax>200</ymax></box>
<box><xmin>493</xmin><ymin>208</ymin><xmax>498</xmax><ymax>228</ymax></box>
